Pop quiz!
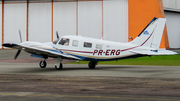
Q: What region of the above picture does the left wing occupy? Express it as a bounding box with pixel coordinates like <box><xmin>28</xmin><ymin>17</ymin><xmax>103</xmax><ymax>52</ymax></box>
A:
<box><xmin>2</xmin><ymin>42</ymin><xmax>81</xmax><ymax>60</ymax></box>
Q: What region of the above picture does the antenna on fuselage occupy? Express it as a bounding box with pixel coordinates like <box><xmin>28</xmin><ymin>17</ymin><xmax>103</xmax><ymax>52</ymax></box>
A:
<box><xmin>19</xmin><ymin>30</ymin><xmax>22</xmax><ymax>43</ymax></box>
<box><xmin>101</xmin><ymin>33</ymin><xmax>108</xmax><ymax>40</ymax></box>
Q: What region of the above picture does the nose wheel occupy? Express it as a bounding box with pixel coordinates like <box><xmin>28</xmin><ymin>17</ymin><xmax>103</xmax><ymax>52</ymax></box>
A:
<box><xmin>39</xmin><ymin>60</ymin><xmax>47</xmax><ymax>68</ymax></box>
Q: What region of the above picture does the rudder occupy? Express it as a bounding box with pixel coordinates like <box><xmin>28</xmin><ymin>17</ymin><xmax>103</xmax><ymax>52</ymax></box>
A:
<box><xmin>130</xmin><ymin>17</ymin><xmax>166</xmax><ymax>49</ymax></box>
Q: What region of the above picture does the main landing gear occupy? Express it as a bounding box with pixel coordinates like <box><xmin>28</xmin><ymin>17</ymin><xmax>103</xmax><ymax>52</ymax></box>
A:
<box><xmin>55</xmin><ymin>57</ymin><xmax>63</xmax><ymax>70</ymax></box>
<box><xmin>39</xmin><ymin>59</ymin><xmax>97</xmax><ymax>70</ymax></box>
<box><xmin>39</xmin><ymin>57</ymin><xmax>63</xmax><ymax>70</ymax></box>
<box><xmin>88</xmin><ymin>61</ymin><xmax>97</xmax><ymax>69</ymax></box>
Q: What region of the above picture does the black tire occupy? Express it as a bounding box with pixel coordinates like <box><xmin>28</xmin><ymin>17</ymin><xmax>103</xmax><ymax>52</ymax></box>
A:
<box><xmin>39</xmin><ymin>60</ymin><xmax>47</xmax><ymax>68</ymax></box>
<box><xmin>55</xmin><ymin>63</ymin><xmax>63</xmax><ymax>70</ymax></box>
<box><xmin>88</xmin><ymin>61</ymin><xmax>96</xmax><ymax>69</ymax></box>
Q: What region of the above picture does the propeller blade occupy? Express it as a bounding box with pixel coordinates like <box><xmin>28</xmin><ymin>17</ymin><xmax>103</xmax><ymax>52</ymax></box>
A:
<box><xmin>14</xmin><ymin>50</ymin><xmax>21</xmax><ymax>60</ymax></box>
<box><xmin>56</xmin><ymin>31</ymin><xmax>59</xmax><ymax>39</ymax></box>
<box><xmin>19</xmin><ymin>30</ymin><xmax>22</xmax><ymax>43</ymax></box>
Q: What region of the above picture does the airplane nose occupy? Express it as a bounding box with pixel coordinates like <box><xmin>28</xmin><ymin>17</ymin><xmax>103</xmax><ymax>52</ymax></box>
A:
<box><xmin>2</xmin><ymin>43</ymin><xmax>18</xmax><ymax>48</ymax></box>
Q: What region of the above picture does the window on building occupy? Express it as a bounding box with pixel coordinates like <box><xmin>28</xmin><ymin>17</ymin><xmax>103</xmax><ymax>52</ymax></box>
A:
<box><xmin>83</xmin><ymin>42</ymin><xmax>92</xmax><ymax>48</ymax></box>
<box><xmin>59</xmin><ymin>38</ymin><xmax>69</xmax><ymax>46</ymax></box>
<box><xmin>72</xmin><ymin>40</ymin><xmax>79</xmax><ymax>47</ymax></box>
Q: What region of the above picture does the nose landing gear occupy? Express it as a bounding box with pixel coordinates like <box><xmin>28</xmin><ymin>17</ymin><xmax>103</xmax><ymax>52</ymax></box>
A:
<box><xmin>39</xmin><ymin>60</ymin><xmax>47</xmax><ymax>68</ymax></box>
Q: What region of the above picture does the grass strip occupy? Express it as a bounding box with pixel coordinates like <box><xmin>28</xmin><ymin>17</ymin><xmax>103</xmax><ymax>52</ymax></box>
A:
<box><xmin>70</xmin><ymin>54</ymin><xmax>180</xmax><ymax>66</ymax></box>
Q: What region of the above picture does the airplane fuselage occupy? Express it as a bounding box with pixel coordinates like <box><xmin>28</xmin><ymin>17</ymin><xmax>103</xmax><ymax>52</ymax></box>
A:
<box><xmin>52</xmin><ymin>35</ymin><xmax>150</xmax><ymax>61</ymax></box>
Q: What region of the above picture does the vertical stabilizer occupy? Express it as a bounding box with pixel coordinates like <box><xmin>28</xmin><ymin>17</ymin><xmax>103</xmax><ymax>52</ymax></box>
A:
<box><xmin>130</xmin><ymin>17</ymin><xmax>166</xmax><ymax>49</ymax></box>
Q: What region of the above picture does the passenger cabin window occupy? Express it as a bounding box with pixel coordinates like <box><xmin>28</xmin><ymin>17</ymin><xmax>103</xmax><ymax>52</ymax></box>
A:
<box><xmin>59</xmin><ymin>38</ymin><xmax>69</xmax><ymax>46</ymax></box>
<box><xmin>72</xmin><ymin>40</ymin><xmax>79</xmax><ymax>47</ymax></box>
<box><xmin>96</xmin><ymin>44</ymin><xmax>102</xmax><ymax>49</ymax></box>
<box><xmin>84</xmin><ymin>42</ymin><xmax>92</xmax><ymax>48</ymax></box>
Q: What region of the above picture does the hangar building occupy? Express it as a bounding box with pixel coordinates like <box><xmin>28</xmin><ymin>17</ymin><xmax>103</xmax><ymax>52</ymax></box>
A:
<box><xmin>0</xmin><ymin>0</ymin><xmax>179</xmax><ymax>49</ymax></box>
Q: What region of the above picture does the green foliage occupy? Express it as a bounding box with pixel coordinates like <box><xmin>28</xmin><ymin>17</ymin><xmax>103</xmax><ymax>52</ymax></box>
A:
<box><xmin>71</xmin><ymin>54</ymin><xmax>180</xmax><ymax>66</ymax></box>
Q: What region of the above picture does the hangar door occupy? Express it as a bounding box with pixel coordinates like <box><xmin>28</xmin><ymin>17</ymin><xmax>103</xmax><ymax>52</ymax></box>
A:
<box><xmin>78</xmin><ymin>1</ymin><xmax>102</xmax><ymax>39</ymax></box>
<box><xmin>1</xmin><ymin>0</ymin><xmax>128</xmax><ymax>46</ymax></box>
<box><xmin>53</xmin><ymin>0</ymin><xmax>128</xmax><ymax>42</ymax></box>
<box><xmin>165</xmin><ymin>11</ymin><xmax>180</xmax><ymax>48</ymax></box>
<box><xmin>4</xmin><ymin>3</ymin><xmax>27</xmax><ymax>44</ymax></box>
<box><xmin>29</xmin><ymin>1</ymin><xmax>52</xmax><ymax>42</ymax></box>
<box><xmin>103</xmin><ymin>0</ymin><xmax>128</xmax><ymax>42</ymax></box>
<box><xmin>78</xmin><ymin>0</ymin><xmax>128</xmax><ymax>42</ymax></box>
<box><xmin>53</xmin><ymin>0</ymin><xmax>76</xmax><ymax>40</ymax></box>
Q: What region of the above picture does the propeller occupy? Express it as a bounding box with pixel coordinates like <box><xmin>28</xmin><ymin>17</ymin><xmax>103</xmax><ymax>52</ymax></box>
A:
<box><xmin>19</xmin><ymin>30</ymin><xmax>22</xmax><ymax>43</ymax></box>
<box><xmin>14</xmin><ymin>30</ymin><xmax>22</xmax><ymax>60</ymax></box>
<box><xmin>14</xmin><ymin>50</ymin><xmax>21</xmax><ymax>60</ymax></box>
<box><xmin>56</xmin><ymin>31</ymin><xmax>59</xmax><ymax>39</ymax></box>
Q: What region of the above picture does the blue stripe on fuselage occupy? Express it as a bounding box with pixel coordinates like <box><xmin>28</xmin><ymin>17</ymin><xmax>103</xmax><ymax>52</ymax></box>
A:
<box><xmin>43</xmin><ymin>49</ymin><xmax>147</xmax><ymax>61</ymax></box>
<box><xmin>68</xmin><ymin>53</ymin><xmax>146</xmax><ymax>61</ymax></box>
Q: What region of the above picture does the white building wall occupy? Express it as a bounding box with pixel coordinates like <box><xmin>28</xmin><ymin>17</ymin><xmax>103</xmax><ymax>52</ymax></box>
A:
<box><xmin>177</xmin><ymin>0</ymin><xmax>180</xmax><ymax>9</ymax></box>
<box><xmin>4</xmin><ymin>3</ymin><xmax>26</xmax><ymax>44</ymax></box>
<box><xmin>1</xmin><ymin>0</ymin><xmax>128</xmax><ymax>45</ymax></box>
<box><xmin>0</xmin><ymin>3</ymin><xmax>2</xmax><ymax>48</ymax></box>
<box><xmin>165</xmin><ymin>11</ymin><xmax>180</xmax><ymax>48</ymax></box>
<box><xmin>163</xmin><ymin>0</ymin><xmax>180</xmax><ymax>48</ymax></box>
<box><xmin>29</xmin><ymin>0</ymin><xmax>51</xmax><ymax>2</ymax></box>
<box><xmin>103</xmin><ymin>0</ymin><xmax>128</xmax><ymax>42</ymax></box>
<box><xmin>53</xmin><ymin>1</ymin><xmax>76</xmax><ymax>40</ymax></box>
<box><xmin>163</xmin><ymin>0</ymin><xmax>180</xmax><ymax>10</ymax></box>
<box><xmin>78</xmin><ymin>1</ymin><xmax>102</xmax><ymax>39</ymax></box>
<box><xmin>29</xmin><ymin>3</ymin><xmax>52</xmax><ymax>42</ymax></box>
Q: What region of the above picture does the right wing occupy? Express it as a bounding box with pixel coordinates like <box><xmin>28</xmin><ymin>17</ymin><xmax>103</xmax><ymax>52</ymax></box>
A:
<box><xmin>130</xmin><ymin>49</ymin><xmax>178</xmax><ymax>55</ymax></box>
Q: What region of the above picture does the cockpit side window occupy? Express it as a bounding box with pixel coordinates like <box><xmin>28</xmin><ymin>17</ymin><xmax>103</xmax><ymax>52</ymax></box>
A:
<box><xmin>84</xmin><ymin>42</ymin><xmax>92</xmax><ymax>48</ymax></box>
<box><xmin>59</xmin><ymin>38</ymin><xmax>69</xmax><ymax>46</ymax></box>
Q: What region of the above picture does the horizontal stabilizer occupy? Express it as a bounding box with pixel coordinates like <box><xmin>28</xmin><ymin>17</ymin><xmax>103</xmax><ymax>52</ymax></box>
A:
<box><xmin>131</xmin><ymin>50</ymin><xmax>178</xmax><ymax>55</ymax></box>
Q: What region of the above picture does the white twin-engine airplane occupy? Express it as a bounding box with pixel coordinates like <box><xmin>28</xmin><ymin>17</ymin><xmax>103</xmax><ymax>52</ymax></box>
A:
<box><xmin>2</xmin><ymin>17</ymin><xmax>177</xmax><ymax>70</ymax></box>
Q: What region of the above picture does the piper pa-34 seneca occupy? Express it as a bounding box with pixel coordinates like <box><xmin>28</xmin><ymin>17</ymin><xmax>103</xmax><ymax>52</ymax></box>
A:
<box><xmin>2</xmin><ymin>17</ymin><xmax>177</xmax><ymax>70</ymax></box>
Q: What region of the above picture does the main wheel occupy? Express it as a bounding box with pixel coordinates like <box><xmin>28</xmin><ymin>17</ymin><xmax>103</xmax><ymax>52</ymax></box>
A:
<box><xmin>55</xmin><ymin>63</ymin><xmax>63</xmax><ymax>70</ymax></box>
<box><xmin>88</xmin><ymin>61</ymin><xmax>96</xmax><ymax>69</ymax></box>
<box><xmin>39</xmin><ymin>60</ymin><xmax>47</xmax><ymax>68</ymax></box>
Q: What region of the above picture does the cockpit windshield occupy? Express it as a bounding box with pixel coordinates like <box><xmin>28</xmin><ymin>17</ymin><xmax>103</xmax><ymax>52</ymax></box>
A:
<box><xmin>59</xmin><ymin>38</ymin><xmax>69</xmax><ymax>46</ymax></box>
<box><xmin>53</xmin><ymin>39</ymin><xmax>59</xmax><ymax>44</ymax></box>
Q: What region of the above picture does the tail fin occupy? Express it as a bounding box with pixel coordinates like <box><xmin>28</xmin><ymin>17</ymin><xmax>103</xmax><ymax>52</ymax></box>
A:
<box><xmin>130</xmin><ymin>17</ymin><xmax>166</xmax><ymax>49</ymax></box>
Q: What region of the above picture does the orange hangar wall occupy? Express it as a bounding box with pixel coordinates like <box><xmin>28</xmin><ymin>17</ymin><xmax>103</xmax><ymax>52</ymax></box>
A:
<box><xmin>128</xmin><ymin>0</ymin><xmax>169</xmax><ymax>49</ymax></box>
